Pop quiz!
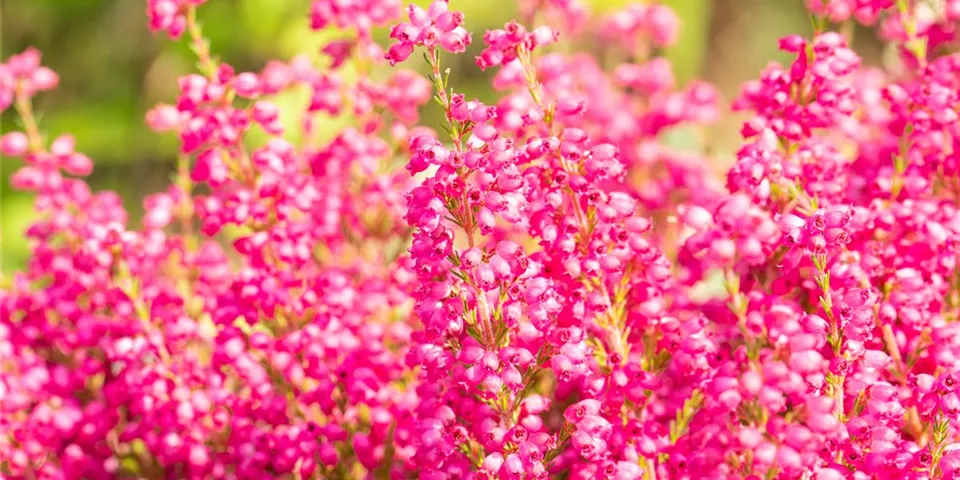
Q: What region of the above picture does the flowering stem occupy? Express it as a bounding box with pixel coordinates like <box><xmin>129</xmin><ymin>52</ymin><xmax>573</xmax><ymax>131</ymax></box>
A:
<box><xmin>930</xmin><ymin>415</ymin><xmax>950</xmax><ymax>478</ymax></box>
<box><xmin>504</xmin><ymin>346</ymin><xmax>553</xmax><ymax>428</ymax></box>
<box><xmin>517</xmin><ymin>39</ymin><xmax>634</xmax><ymax>372</ymax></box>
<box><xmin>597</xmin><ymin>280</ymin><xmax>630</xmax><ymax>366</ymax></box>
<box><xmin>811</xmin><ymin>253</ymin><xmax>846</xmax><ymax>427</ymax></box>
<box><xmin>115</xmin><ymin>259</ymin><xmax>173</xmax><ymax>365</ymax></box>
<box><xmin>426</xmin><ymin>49</ymin><xmax>476</xmax><ymax>246</ymax></box>
<box><xmin>644</xmin><ymin>458</ymin><xmax>658</xmax><ymax>480</ymax></box>
<box><xmin>516</xmin><ymin>44</ymin><xmax>554</xmax><ymax>131</ymax></box>
<box><xmin>428</xmin><ymin>48</ymin><xmax>451</xmax><ymax>111</ymax></box>
<box><xmin>174</xmin><ymin>154</ymin><xmax>198</xmax><ymax>252</ymax></box>
<box><xmin>891</xmin><ymin>125</ymin><xmax>913</xmax><ymax>200</ymax></box>
<box><xmin>186</xmin><ymin>6</ymin><xmax>218</xmax><ymax>79</ymax></box>
<box><xmin>809</xmin><ymin>13</ymin><xmax>828</xmax><ymax>36</ymax></box>
<box><xmin>544</xmin><ymin>423</ymin><xmax>574</xmax><ymax>466</ymax></box>
<box><xmin>423</xmin><ymin>49</ymin><xmax>495</xmax><ymax>349</ymax></box>
<box><xmin>725</xmin><ymin>268</ymin><xmax>760</xmax><ymax>362</ymax></box>
<box><xmin>669</xmin><ymin>389</ymin><xmax>704</xmax><ymax>444</ymax></box>
<box><xmin>881</xmin><ymin>323</ymin><xmax>905</xmax><ymax>374</ymax></box>
<box><xmin>13</xmin><ymin>88</ymin><xmax>44</xmax><ymax>153</ymax></box>
<box><xmin>896</xmin><ymin>0</ymin><xmax>927</xmax><ymax>67</ymax></box>
<box><xmin>475</xmin><ymin>289</ymin><xmax>496</xmax><ymax>348</ymax></box>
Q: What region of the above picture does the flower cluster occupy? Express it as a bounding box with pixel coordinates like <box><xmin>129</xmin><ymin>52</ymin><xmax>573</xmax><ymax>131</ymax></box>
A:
<box><xmin>147</xmin><ymin>0</ymin><xmax>207</xmax><ymax>39</ymax></box>
<box><xmin>3</xmin><ymin>0</ymin><xmax>960</xmax><ymax>479</ymax></box>
<box><xmin>309</xmin><ymin>0</ymin><xmax>402</xmax><ymax>37</ymax></box>
<box><xmin>385</xmin><ymin>1</ymin><xmax>471</xmax><ymax>65</ymax></box>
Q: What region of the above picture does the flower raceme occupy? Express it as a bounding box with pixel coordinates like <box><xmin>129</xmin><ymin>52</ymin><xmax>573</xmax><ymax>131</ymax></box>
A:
<box><xmin>2</xmin><ymin>0</ymin><xmax>960</xmax><ymax>479</ymax></box>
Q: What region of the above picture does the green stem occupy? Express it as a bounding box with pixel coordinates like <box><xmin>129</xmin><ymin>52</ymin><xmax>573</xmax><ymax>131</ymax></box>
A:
<box><xmin>186</xmin><ymin>6</ymin><xmax>218</xmax><ymax>79</ymax></box>
<box><xmin>13</xmin><ymin>88</ymin><xmax>44</xmax><ymax>153</ymax></box>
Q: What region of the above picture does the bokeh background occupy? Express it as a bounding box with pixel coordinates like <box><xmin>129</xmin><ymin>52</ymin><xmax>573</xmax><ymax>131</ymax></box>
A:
<box><xmin>0</xmin><ymin>0</ymin><xmax>885</xmax><ymax>273</ymax></box>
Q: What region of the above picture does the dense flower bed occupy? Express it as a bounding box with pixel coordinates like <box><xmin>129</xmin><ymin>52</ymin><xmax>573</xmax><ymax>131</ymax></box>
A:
<box><xmin>3</xmin><ymin>0</ymin><xmax>960</xmax><ymax>478</ymax></box>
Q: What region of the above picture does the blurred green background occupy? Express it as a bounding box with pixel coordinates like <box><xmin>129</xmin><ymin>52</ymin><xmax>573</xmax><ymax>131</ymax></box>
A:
<box><xmin>1</xmin><ymin>0</ymin><xmax>880</xmax><ymax>273</ymax></box>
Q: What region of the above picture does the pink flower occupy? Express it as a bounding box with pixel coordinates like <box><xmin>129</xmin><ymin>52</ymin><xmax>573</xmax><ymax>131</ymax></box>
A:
<box><xmin>4</xmin><ymin>0</ymin><xmax>960</xmax><ymax>478</ymax></box>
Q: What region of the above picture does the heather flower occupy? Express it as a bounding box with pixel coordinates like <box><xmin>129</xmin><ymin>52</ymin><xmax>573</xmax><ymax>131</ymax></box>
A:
<box><xmin>4</xmin><ymin>0</ymin><xmax>960</xmax><ymax>478</ymax></box>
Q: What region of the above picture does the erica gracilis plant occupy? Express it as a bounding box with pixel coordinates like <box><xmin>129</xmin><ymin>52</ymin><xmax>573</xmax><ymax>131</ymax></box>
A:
<box><xmin>2</xmin><ymin>0</ymin><xmax>960</xmax><ymax>479</ymax></box>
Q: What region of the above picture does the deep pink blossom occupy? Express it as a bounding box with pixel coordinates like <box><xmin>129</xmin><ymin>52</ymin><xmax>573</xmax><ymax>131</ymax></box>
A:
<box><xmin>4</xmin><ymin>1</ymin><xmax>960</xmax><ymax>478</ymax></box>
